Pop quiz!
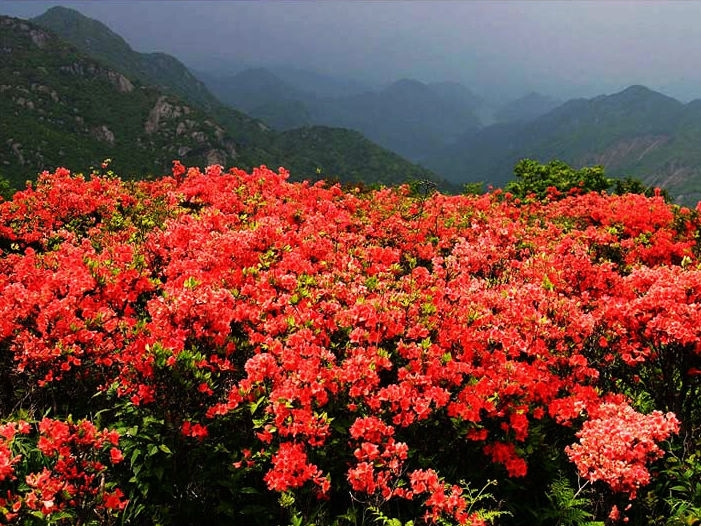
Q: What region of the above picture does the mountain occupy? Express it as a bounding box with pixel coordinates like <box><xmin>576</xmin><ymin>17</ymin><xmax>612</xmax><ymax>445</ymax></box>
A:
<box><xmin>310</xmin><ymin>78</ymin><xmax>482</xmax><ymax>160</ymax></box>
<box><xmin>4</xmin><ymin>9</ymin><xmax>451</xmax><ymax>193</ymax></box>
<box><xmin>198</xmin><ymin>67</ymin><xmax>310</xmax><ymax>113</ymax></box>
<box><xmin>313</xmin><ymin>76</ymin><xmax>483</xmax><ymax>160</ymax></box>
<box><xmin>267</xmin><ymin>66</ymin><xmax>372</xmax><ymax>98</ymax></box>
<box><xmin>32</xmin><ymin>6</ymin><xmax>220</xmax><ymax>112</ymax></box>
<box><xmin>0</xmin><ymin>15</ymin><xmax>242</xmax><ymax>189</ymax></box>
<box><xmin>317</xmin><ymin>79</ymin><xmax>481</xmax><ymax>160</ymax></box>
<box><xmin>30</xmin><ymin>5</ymin><xmax>280</xmax><ymax>166</ymax></box>
<box><xmin>196</xmin><ymin>68</ymin><xmax>315</xmax><ymax>130</ymax></box>
<box><xmin>424</xmin><ymin>85</ymin><xmax>701</xmax><ymax>204</ymax></box>
<box><xmin>196</xmin><ymin>67</ymin><xmax>484</xmax><ymax>160</ymax></box>
<box><xmin>35</xmin><ymin>6</ymin><xmax>701</xmax><ymax>203</ymax></box>
<box><xmin>272</xmin><ymin>127</ymin><xmax>450</xmax><ymax>189</ymax></box>
<box><xmin>426</xmin><ymin>81</ymin><xmax>485</xmax><ymax>115</ymax></box>
<box><xmin>494</xmin><ymin>92</ymin><xmax>563</xmax><ymax>123</ymax></box>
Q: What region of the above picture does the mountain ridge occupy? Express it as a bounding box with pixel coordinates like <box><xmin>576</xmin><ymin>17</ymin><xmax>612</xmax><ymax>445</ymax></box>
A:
<box><xmin>4</xmin><ymin>9</ymin><xmax>454</xmax><ymax>192</ymax></box>
<box><xmin>22</xmin><ymin>6</ymin><xmax>701</xmax><ymax>204</ymax></box>
<box><xmin>201</xmin><ymin>67</ymin><xmax>484</xmax><ymax>160</ymax></box>
<box><xmin>32</xmin><ymin>6</ymin><xmax>221</xmax><ymax>112</ymax></box>
<box><xmin>423</xmin><ymin>84</ymin><xmax>701</xmax><ymax>203</ymax></box>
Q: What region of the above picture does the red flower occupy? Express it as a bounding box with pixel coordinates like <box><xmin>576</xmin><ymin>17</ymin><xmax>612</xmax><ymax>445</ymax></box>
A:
<box><xmin>181</xmin><ymin>421</ymin><xmax>209</xmax><ymax>441</ymax></box>
<box><xmin>102</xmin><ymin>488</ymin><xmax>128</xmax><ymax>510</ymax></box>
<box><xmin>109</xmin><ymin>448</ymin><xmax>124</xmax><ymax>465</ymax></box>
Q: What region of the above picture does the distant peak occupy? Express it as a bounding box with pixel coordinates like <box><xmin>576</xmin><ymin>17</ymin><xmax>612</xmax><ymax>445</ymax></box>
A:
<box><xmin>44</xmin><ymin>6</ymin><xmax>83</xmax><ymax>16</ymax></box>
<box><xmin>33</xmin><ymin>5</ymin><xmax>117</xmax><ymax>32</ymax></box>
<box><xmin>620</xmin><ymin>84</ymin><xmax>654</xmax><ymax>94</ymax></box>
<box><xmin>384</xmin><ymin>78</ymin><xmax>430</xmax><ymax>94</ymax></box>
<box><xmin>390</xmin><ymin>78</ymin><xmax>427</xmax><ymax>87</ymax></box>
<box><xmin>35</xmin><ymin>5</ymin><xmax>96</xmax><ymax>23</ymax></box>
<box><xmin>32</xmin><ymin>6</ymin><xmax>133</xmax><ymax>54</ymax></box>
<box><xmin>613</xmin><ymin>85</ymin><xmax>671</xmax><ymax>99</ymax></box>
<box><xmin>608</xmin><ymin>84</ymin><xmax>681</xmax><ymax>105</ymax></box>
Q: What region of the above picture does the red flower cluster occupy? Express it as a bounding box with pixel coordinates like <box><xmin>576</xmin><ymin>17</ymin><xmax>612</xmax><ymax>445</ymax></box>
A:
<box><xmin>565</xmin><ymin>400</ymin><xmax>679</xmax><ymax>499</ymax></box>
<box><xmin>0</xmin><ymin>418</ymin><xmax>126</xmax><ymax>521</ymax></box>
<box><xmin>1</xmin><ymin>163</ymin><xmax>698</xmax><ymax>523</ymax></box>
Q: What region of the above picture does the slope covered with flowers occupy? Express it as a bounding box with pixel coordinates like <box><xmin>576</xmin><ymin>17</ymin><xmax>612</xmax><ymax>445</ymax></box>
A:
<box><xmin>0</xmin><ymin>163</ymin><xmax>699</xmax><ymax>524</ymax></box>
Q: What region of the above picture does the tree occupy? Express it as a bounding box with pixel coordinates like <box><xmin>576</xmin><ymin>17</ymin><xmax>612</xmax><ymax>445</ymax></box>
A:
<box><xmin>506</xmin><ymin>159</ymin><xmax>611</xmax><ymax>200</ymax></box>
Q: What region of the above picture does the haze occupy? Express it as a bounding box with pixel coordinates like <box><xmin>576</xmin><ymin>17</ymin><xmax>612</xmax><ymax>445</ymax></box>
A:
<box><xmin>2</xmin><ymin>0</ymin><xmax>701</xmax><ymax>103</ymax></box>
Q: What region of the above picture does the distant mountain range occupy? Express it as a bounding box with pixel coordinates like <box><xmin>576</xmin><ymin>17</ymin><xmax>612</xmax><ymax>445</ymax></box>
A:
<box><xmin>1</xmin><ymin>7</ymin><xmax>451</xmax><ymax>193</ymax></box>
<box><xmin>8</xmin><ymin>5</ymin><xmax>701</xmax><ymax>205</ymax></box>
<box><xmin>194</xmin><ymin>55</ymin><xmax>701</xmax><ymax>205</ymax></box>
<box><xmin>422</xmin><ymin>84</ymin><xmax>701</xmax><ymax>203</ymax></box>
<box><xmin>198</xmin><ymin>68</ymin><xmax>484</xmax><ymax>160</ymax></box>
<box><xmin>493</xmin><ymin>92</ymin><xmax>563</xmax><ymax>124</ymax></box>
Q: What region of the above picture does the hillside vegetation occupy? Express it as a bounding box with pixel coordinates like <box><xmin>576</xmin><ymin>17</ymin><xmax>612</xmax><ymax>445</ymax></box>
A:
<box><xmin>2</xmin><ymin>9</ymin><xmax>451</xmax><ymax>194</ymax></box>
<box><xmin>0</xmin><ymin>15</ymin><xmax>241</xmax><ymax>189</ymax></box>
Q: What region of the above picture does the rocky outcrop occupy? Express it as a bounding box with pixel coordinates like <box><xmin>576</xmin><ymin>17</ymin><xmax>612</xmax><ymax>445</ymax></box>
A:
<box><xmin>29</xmin><ymin>28</ymin><xmax>49</xmax><ymax>48</ymax></box>
<box><xmin>106</xmin><ymin>71</ymin><xmax>134</xmax><ymax>93</ymax></box>
<box><xmin>205</xmin><ymin>149</ymin><xmax>227</xmax><ymax>166</ymax></box>
<box><xmin>142</xmin><ymin>96</ymin><xmax>237</xmax><ymax>165</ymax></box>
<box><xmin>92</xmin><ymin>125</ymin><xmax>115</xmax><ymax>144</ymax></box>
<box><xmin>59</xmin><ymin>62</ymin><xmax>133</xmax><ymax>94</ymax></box>
<box><xmin>7</xmin><ymin>140</ymin><xmax>25</xmax><ymax>166</ymax></box>
<box><xmin>1</xmin><ymin>18</ymin><xmax>50</xmax><ymax>49</ymax></box>
<box><xmin>145</xmin><ymin>96</ymin><xmax>192</xmax><ymax>134</ymax></box>
<box><xmin>32</xmin><ymin>84</ymin><xmax>59</xmax><ymax>102</ymax></box>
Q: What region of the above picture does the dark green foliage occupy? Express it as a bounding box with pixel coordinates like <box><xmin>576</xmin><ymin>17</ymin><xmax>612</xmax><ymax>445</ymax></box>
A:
<box><xmin>537</xmin><ymin>476</ymin><xmax>603</xmax><ymax>526</ymax></box>
<box><xmin>612</xmin><ymin>176</ymin><xmax>671</xmax><ymax>201</ymax></box>
<box><xmin>505</xmin><ymin>159</ymin><xmax>611</xmax><ymax>200</ymax></box>
<box><xmin>0</xmin><ymin>176</ymin><xmax>16</xmax><ymax>201</ymax></box>
<box><xmin>504</xmin><ymin>159</ymin><xmax>674</xmax><ymax>205</ymax></box>
<box><xmin>463</xmin><ymin>181</ymin><xmax>485</xmax><ymax>195</ymax></box>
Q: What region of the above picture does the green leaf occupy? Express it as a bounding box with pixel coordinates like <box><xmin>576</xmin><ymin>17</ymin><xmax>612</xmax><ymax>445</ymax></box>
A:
<box><xmin>130</xmin><ymin>448</ymin><xmax>142</xmax><ymax>466</ymax></box>
<box><xmin>249</xmin><ymin>395</ymin><xmax>267</xmax><ymax>415</ymax></box>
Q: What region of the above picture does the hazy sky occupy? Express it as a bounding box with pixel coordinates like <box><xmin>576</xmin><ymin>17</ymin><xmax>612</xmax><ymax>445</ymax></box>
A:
<box><xmin>3</xmin><ymin>1</ymin><xmax>701</xmax><ymax>102</ymax></box>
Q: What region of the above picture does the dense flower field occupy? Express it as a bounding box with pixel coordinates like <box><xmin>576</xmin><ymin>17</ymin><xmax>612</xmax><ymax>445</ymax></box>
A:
<box><xmin>0</xmin><ymin>163</ymin><xmax>699</xmax><ymax>525</ymax></box>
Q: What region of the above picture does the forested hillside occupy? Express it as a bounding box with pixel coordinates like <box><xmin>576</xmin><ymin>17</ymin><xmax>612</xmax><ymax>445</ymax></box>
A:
<box><xmin>2</xmin><ymin>9</ymin><xmax>452</xmax><ymax>194</ymax></box>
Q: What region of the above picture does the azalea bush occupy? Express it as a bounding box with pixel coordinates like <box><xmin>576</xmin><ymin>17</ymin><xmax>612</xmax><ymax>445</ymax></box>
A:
<box><xmin>0</xmin><ymin>162</ymin><xmax>700</xmax><ymax>524</ymax></box>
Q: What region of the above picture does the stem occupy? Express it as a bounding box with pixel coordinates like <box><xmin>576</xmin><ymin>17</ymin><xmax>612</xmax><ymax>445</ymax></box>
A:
<box><xmin>572</xmin><ymin>476</ymin><xmax>590</xmax><ymax>501</ymax></box>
